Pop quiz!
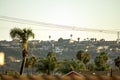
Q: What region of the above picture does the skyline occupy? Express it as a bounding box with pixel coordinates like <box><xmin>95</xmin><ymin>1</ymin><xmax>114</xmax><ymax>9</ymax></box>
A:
<box><xmin>0</xmin><ymin>0</ymin><xmax>120</xmax><ymax>41</ymax></box>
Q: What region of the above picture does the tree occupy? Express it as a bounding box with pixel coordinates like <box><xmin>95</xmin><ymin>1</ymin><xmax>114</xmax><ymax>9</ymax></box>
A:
<box><xmin>114</xmin><ymin>56</ymin><xmax>120</xmax><ymax>71</ymax></box>
<box><xmin>25</xmin><ymin>56</ymin><xmax>37</xmax><ymax>74</ymax></box>
<box><xmin>100</xmin><ymin>38</ymin><xmax>105</xmax><ymax>42</ymax></box>
<box><xmin>100</xmin><ymin>52</ymin><xmax>108</xmax><ymax>62</ymax></box>
<box><xmin>58</xmin><ymin>37</ymin><xmax>63</xmax><ymax>43</ymax></box>
<box><xmin>83</xmin><ymin>53</ymin><xmax>91</xmax><ymax>64</ymax></box>
<box><xmin>25</xmin><ymin>57</ymin><xmax>30</xmax><ymax>73</ymax></box>
<box><xmin>94</xmin><ymin>52</ymin><xmax>109</xmax><ymax>71</ymax></box>
<box><xmin>87</xmin><ymin>63</ymin><xmax>96</xmax><ymax>71</ymax></box>
<box><xmin>94</xmin><ymin>38</ymin><xmax>97</xmax><ymax>41</ymax></box>
<box><xmin>49</xmin><ymin>35</ymin><xmax>51</xmax><ymax>41</ymax></box>
<box><xmin>95</xmin><ymin>52</ymin><xmax>108</xmax><ymax>65</ymax></box>
<box><xmin>57</xmin><ymin>59</ymin><xmax>86</xmax><ymax>74</ymax></box>
<box><xmin>46</xmin><ymin>52</ymin><xmax>57</xmax><ymax>75</ymax></box>
<box><xmin>10</xmin><ymin>28</ymin><xmax>34</xmax><ymax>75</ymax></box>
<box><xmin>90</xmin><ymin>38</ymin><xmax>95</xmax><ymax>42</ymax></box>
<box><xmin>76</xmin><ymin>50</ymin><xmax>85</xmax><ymax>61</ymax></box>
<box><xmin>36</xmin><ymin>52</ymin><xmax>57</xmax><ymax>75</ymax></box>
<box><xmin>70</xmin><ymin>34</ymin><xmax>73</xmax><ymax>39</ymax></box>
<box><xmin>95</xmin><ymin>56</ymin><xmax>104</xmax><ymax>66</ymax></box>
<box><xmin>57</xmin><ymin>59</ymin><xmax>72</xmax><ymax>74</ymax></box>
<box><xmin>76</xmin><ymin>50</ymin><xmax>91</xmax><ymax>65</ymax></box>
<box><xmin>77</xmin><ymin>37</ymin><xmax>80</xmax><ymax>43</ymax></box>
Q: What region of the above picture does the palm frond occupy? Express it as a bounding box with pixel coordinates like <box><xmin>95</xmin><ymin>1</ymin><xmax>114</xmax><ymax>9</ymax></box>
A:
<box><xmin>10</xmin><ymin>27</ymin><xmax>23</xmax><ymax>39</ymax></box>
<box><xmin>10</xmin><ymin>27</ymin><xmax>35</xmax><ymax>43</ymax></box>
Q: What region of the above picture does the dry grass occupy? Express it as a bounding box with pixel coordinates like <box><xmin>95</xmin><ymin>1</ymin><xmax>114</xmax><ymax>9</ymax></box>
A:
<box><xmin>0</xmin><ymin>75</ymin><xmax>120</xmax><ymax>80</ymax></box>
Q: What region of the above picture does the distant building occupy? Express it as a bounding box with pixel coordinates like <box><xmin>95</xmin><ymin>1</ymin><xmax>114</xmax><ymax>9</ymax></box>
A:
<box><xmin>29</xmin><ymin>40</ymin><xmax>40</xmax><ymax>44</ymax></box>
<box><xmin>60</xmin><ymin>39</ymin><xmax>75</xmax><ymax>44</ymax></box>
<box><xmin>63</xmin><ymin>71</ymin><xmax>83</xmax><ymax>77</ymax></box>
<box><xmin>53</xmin><ymin>47</ymin><xmax>63</xmax><ymax>54</ymax></box>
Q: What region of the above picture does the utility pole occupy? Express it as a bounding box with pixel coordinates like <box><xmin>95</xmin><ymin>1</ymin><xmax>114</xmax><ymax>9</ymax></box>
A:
<box><xmin>117</xmin><ymin>32</ymin><xmax>120</xmax><ymax>44</ymax></box>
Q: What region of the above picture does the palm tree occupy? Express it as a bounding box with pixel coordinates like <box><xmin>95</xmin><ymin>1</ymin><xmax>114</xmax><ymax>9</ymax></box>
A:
<box><xmin>94</xmin><ymin>53</ymin><xmax>109</xmax><ymax>71</ymax></box>
<box><xmin>114</xmin><ymin>56</ymin><xmax>120</xmax><ymax>71</ymax></box>
<box><xmin>49</xmin><ymin>35</ymin><xmax>51</xmax><ymax>41</ymax></box>
<box><xmin>88</xmin><ymin>63</ymin><xmax>96</xmax><ymax>71</ymax></box>
<box><xmin>100</xmin><ymin>52</ymin><xmax>108</xmax><ymax>62</ymax></box>
<box><xmin>57</xmin><ymin>59</ymin><xmax>86</xmax><ymax>74</ymax></box>
<box><xmin>70</xmin><ymin>34</ymin><xmax>73</xmax><ymax>39</ymax></box>
<box><xmin>10</xmin><ymin>28</ymin><xmax>34</xmax><ymax>75</ymax></box>
<box><xmin>76</xmin><ymin>50</ymin><xmax>86</xmax><ymax>61</ymax></box>
<box><xmin>25</xmin><ymin>57</ymin><xmax>30</xmax><ymax>74</ymax></box>
<box><xmin>83</xmin><ymin>53</ymin><xmax>91</xmax><ymax>64</ymax></box>
<box><xmin>77</xmin><ymin>37</ymin><xmax>80</xmax><ymax>43</ymax></box>
<box><xmin>36</xmin><ymin>52</ymin><xmax>57</xmax><ymax>75</ymax></box>
<box><xmin>76</xmin><ymin>50</ymin><xmax>91</xmax><ymax>69</ymax></box>
<box><xmin>25</xmin><ymin>56</ymin><xmax>37</xmax><ymax>74</ymax></box>
<box><xmin>46</xmin><ymin>52</ymin><xmax>57</xmax><ymax>75</ymax></box>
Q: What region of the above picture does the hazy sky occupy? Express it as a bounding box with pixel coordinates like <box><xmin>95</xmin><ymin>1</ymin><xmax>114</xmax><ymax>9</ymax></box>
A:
<box><xmin>0</xmin><ymin>0</ymin><xmax>120</xmax><ymax>41</ymax></box>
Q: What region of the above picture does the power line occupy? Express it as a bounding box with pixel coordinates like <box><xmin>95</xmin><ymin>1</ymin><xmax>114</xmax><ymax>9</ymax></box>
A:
<box><xmin>0</xmin><ymin>15</ymin><xmax>119</xmax><ymax>34</ymax></box>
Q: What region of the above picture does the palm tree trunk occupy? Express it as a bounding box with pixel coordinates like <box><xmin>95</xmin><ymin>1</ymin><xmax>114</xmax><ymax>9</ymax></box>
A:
<box><xmin>110</xmin><ymin>68</ymin><xmax>112</xmax><ymax>77</ymax></box>
<box><xmin>47</xmin><ymin>69</ymin><xmax>51</xmax><ymax>75</ymax></box>
<box><xmin>27</xmin><ymin>67</ymin><xmax>29</xmax><ymax>75</ymax></box>
<box><xmin>20</xmin><ymin>56</ymin><xmax>26</xmax><ymax>75</ymax></box>
<box><xmin>47</xmin><ymin>64</ymin><xmax>51</xmax><ymax>75</ymax></box>
<box><xmin>20</xmin><ymin>46</ymin><xmax>28</xmax><ymax>75</ymax></box>
<box><xmin>22</xmin><ymin>42</ymin><xmax>27</xmax><ymax>50</ymax></box>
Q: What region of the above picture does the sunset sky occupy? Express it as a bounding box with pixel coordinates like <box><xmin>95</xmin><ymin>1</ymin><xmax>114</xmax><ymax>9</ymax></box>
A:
<box><xmin>0</xmin><ymin>0</ymin><xmax>120</xmax><ymax>41</ymax></box>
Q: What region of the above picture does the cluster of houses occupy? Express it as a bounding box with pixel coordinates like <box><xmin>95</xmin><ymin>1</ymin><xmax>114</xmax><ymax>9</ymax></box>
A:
<box><xmin>0</xmin><ymin>38</ymin><xmax>120</xmax><ymax>71</ymax></box>
<box><xmin>0</xmin><ymin>38</ymin><xmax>120</xmax><ymax>57</ymax></box>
